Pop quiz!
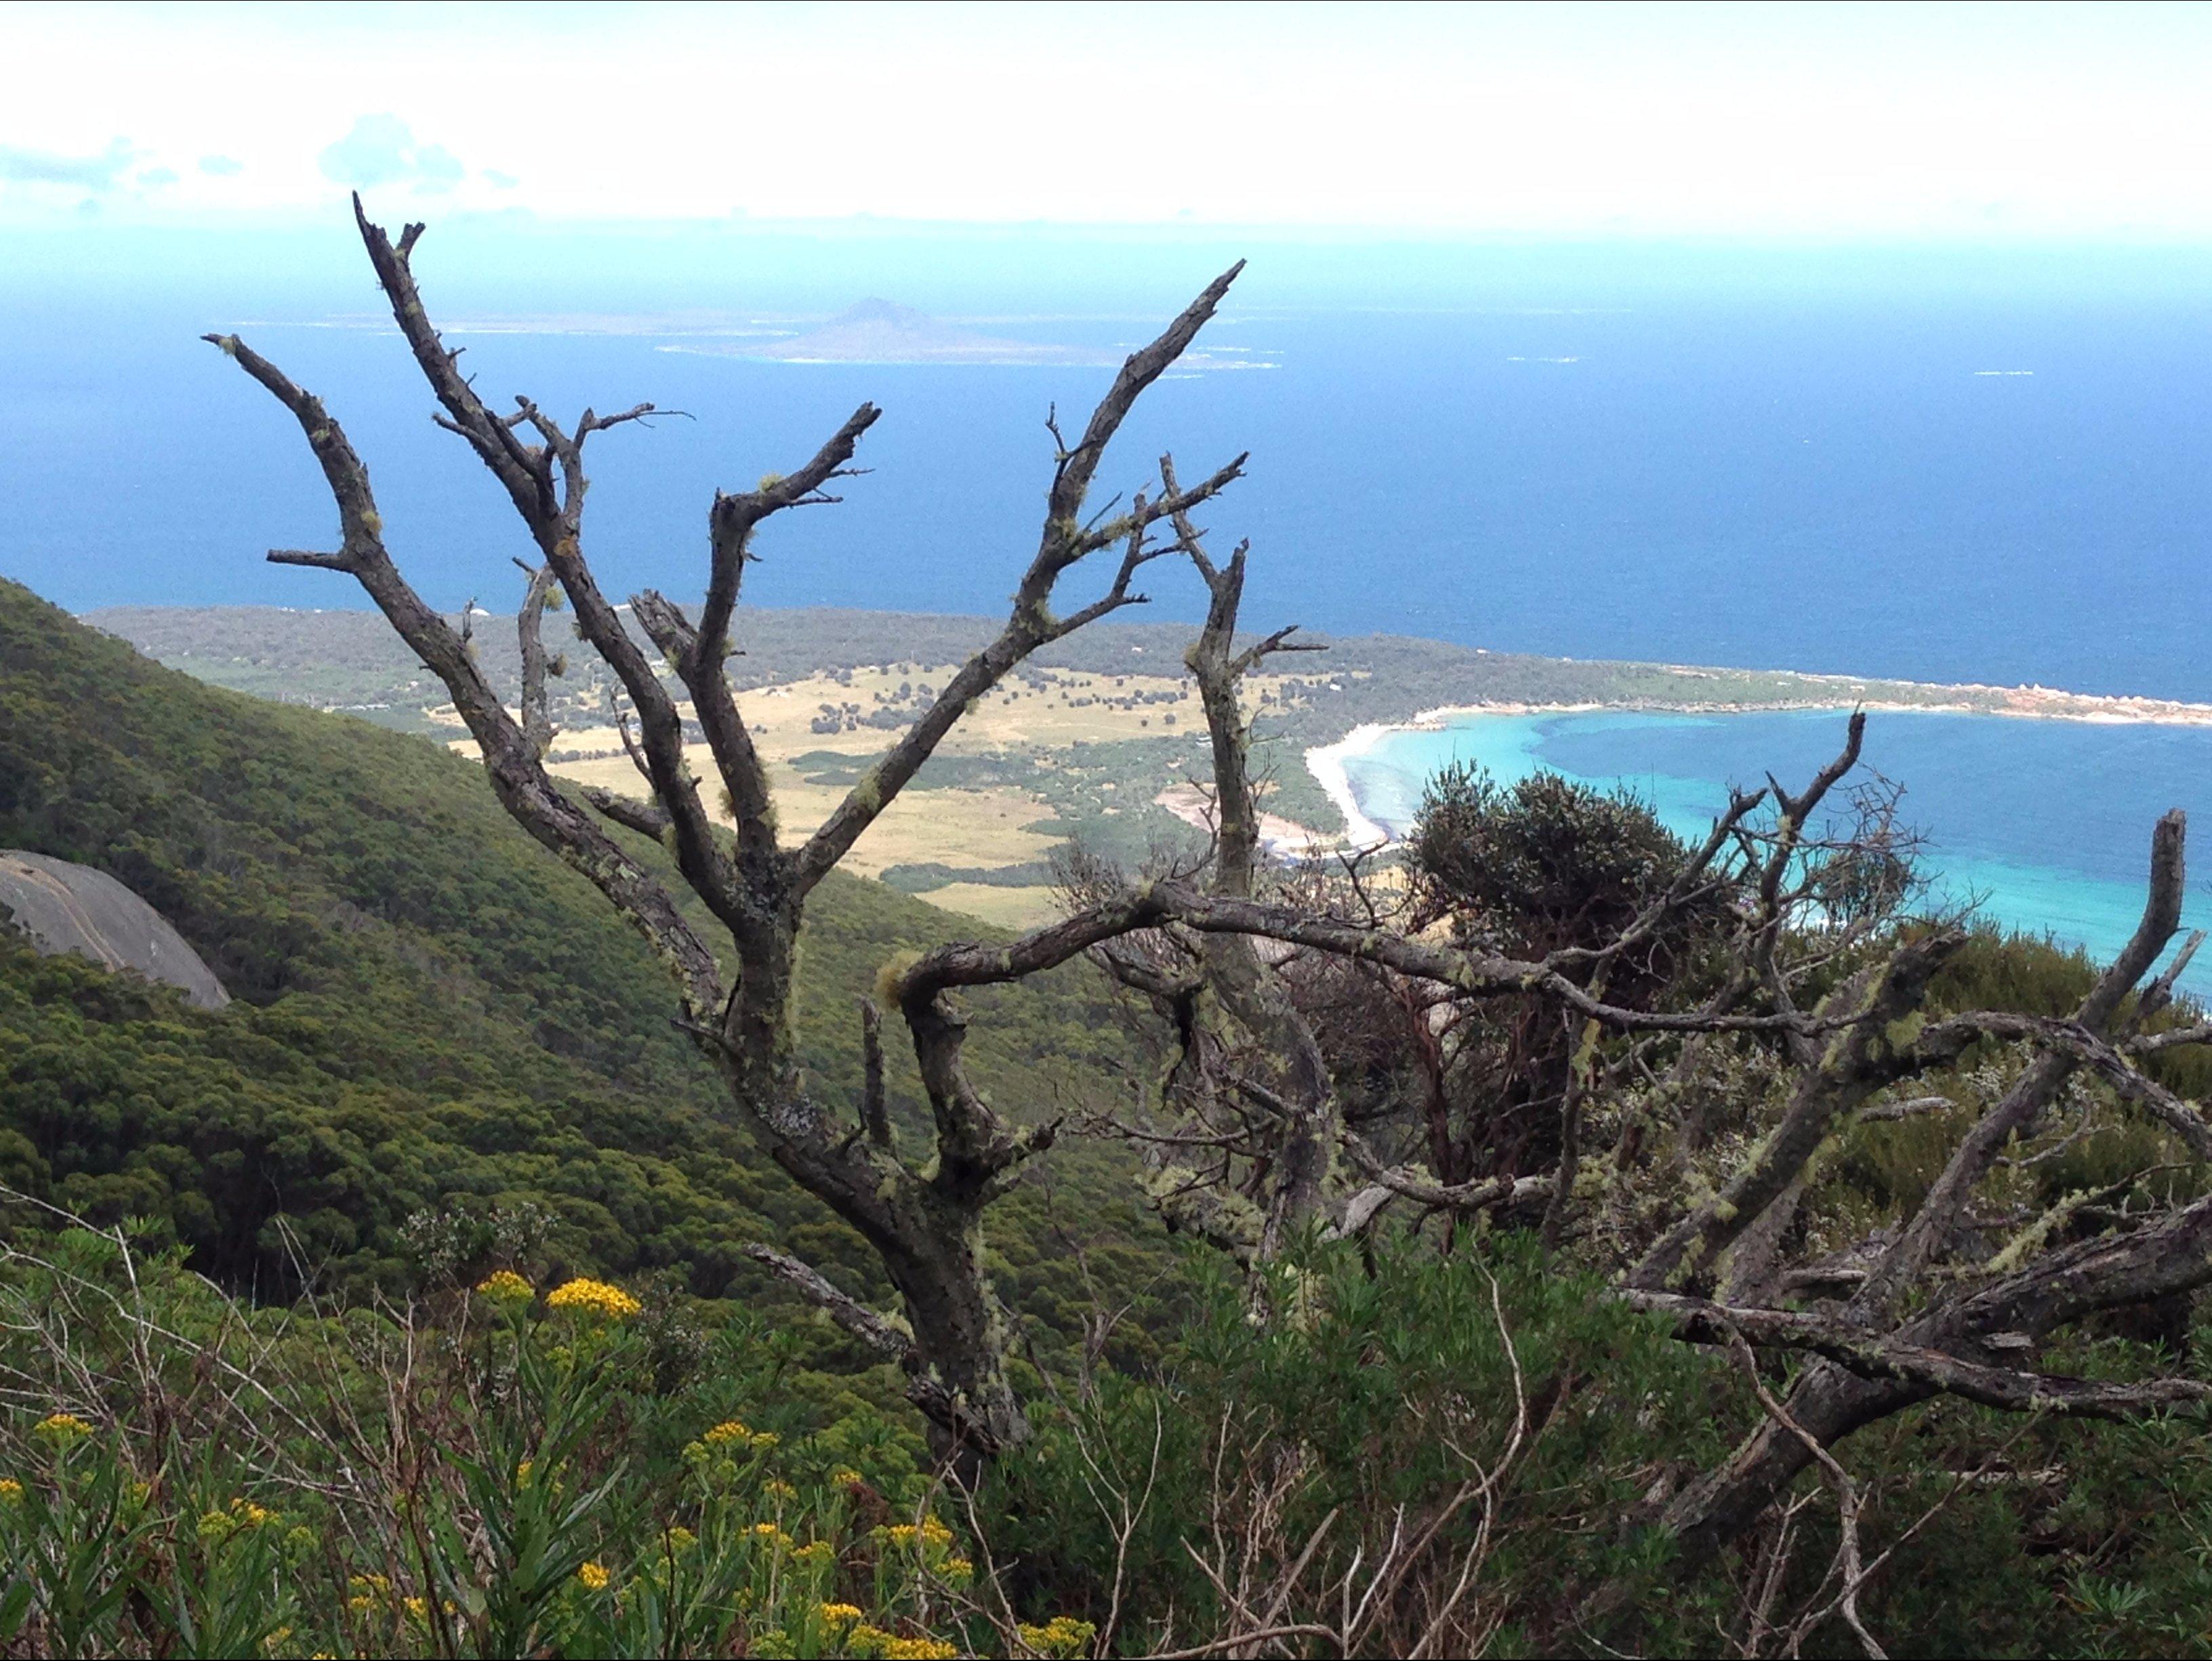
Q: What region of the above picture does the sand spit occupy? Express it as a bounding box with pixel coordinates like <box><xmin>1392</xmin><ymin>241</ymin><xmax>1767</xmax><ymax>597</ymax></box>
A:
<box><xmin>1152</xmin><ymin>784</ymin><xmax>1340</xmax><ymax>859</ymax></box>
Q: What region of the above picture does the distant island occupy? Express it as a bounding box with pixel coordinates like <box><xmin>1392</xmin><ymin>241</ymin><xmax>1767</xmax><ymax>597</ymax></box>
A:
<box><xmin>670</xmin><ymin>298</ymin><xmax>1269</xmax><ymax>369</ymax></box>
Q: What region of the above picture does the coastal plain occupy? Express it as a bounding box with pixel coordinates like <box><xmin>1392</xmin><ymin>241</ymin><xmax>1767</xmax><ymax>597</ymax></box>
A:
<box><xmin>88</xmin><ymin>604</ymin><xmax>2212</xmax><ymax>932</ymax></box>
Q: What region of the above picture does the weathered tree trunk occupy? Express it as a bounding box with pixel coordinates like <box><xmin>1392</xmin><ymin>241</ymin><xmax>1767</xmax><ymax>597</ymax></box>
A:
<box><xmin>208</xmin><ymin>194</ymin><xmax>1249</xmax><ymax>1471</ymax></box>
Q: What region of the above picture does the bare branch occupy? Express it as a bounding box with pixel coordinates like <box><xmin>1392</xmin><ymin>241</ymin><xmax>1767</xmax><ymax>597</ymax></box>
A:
<box><xmin>512</xmin><ymin>559</ymin><xmax>560</xmax><ymax>760</ymax></box>
<box><xmin>790</xmin><ymin>268</ymin><xmax>1247</xmax><ymax>894</ymax></box>
<box><xmin>1633</xmin><ymin>1290</ymin><xmax>2212</xmax><ymax>1420</ymax></box>
<box><xmin>1341</xmin><ymin>1134</ymin><xmax>1551</xmax><ymax>1214</ymax></box>
<box><xmin>204</xmin><ymin>329</ymin><xmax>722</xmax><ymax>1015</ymax></box>
<box><xmin>1629</xmin><ymin>930</ymin><xmax>1965</xmax><ymax>1294</ymax></box>
<box><xmin>1853</xmin><ymin>809</ymin><xmax>2187</xmax><ymax>1317</ymax></box>
<box><xmin>859</xmin><ymin>998</ymin><xmax>892</xmax><ymax>1149</ymax></box>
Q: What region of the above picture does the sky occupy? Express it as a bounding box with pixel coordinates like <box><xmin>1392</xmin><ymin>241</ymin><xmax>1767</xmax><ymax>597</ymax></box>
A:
<box><xmin>4</xmin><ymin>1</ymin><xmax>2212</xmax><ymax>241</ymax></box>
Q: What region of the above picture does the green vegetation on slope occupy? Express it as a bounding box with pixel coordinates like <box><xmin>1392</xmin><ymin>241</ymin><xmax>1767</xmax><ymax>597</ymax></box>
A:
<box><xmin>0</xmin><ymin>579</ymin><xmax>1171</xmax><ymax>1360</ymax></box>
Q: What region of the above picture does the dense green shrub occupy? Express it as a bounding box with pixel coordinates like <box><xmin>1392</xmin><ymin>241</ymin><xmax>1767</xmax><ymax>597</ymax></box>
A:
<box><xmin>0</xmin><ymin>579</ymin><xmax>1166</xmax><ymax>1357</ymax></box>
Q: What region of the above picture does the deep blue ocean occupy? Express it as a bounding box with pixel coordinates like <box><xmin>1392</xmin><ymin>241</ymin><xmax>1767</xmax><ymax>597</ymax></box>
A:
<box><xmin>2</xmin><ymin>227</ymin><xmax>2208</xmax><ymax>973</ymax></box>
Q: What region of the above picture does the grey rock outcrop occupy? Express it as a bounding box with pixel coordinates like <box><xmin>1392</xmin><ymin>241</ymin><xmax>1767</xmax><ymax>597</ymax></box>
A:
<box><xmin>0</xmin><ymin>850</ymin><xmax>230</xmax><ymax>1010</ymax></box>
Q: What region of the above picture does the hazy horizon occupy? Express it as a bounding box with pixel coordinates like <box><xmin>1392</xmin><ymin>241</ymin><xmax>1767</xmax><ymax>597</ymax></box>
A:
<box><xmin>8</xmin><ymin>2</ymin><xmax>2212</xmax><ymax>244</ymax></box>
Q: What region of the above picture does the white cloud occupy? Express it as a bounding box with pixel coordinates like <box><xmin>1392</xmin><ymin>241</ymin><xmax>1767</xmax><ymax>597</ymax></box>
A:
<box><xmin>319</xmin><ymin>114</ymin><xmax>464</xmax><ymax>193</ymax></box>
<box><xmin>2</xmin><ymin>3</ymin><xmax>2210</xmax><ymax>239</ymax></box>
<box><xmin>0</xmin><ymin>137</ymin><xmax>134</xmax><ymax>190</ymax></box>
<box><xmin>198</xmin><ymin>154</ymin><xmax>243</xmax><ymax>177</ymax></box>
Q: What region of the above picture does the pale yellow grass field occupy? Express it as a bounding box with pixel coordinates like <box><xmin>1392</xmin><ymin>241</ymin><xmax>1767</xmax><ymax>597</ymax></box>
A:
<box><xmin>447</xmin><ymin>661</ymin><xmax>1338</xmax><ymax>927</ymax></box>
<box><xmin>907</xmin><ymin>882</ymin><xmax>1063</xmax><ymax>930</ymax></box>
<box><xmin>546</xmin><ymin>749</ymin><xmax>1063</xmax><ymax>880</ymax></box>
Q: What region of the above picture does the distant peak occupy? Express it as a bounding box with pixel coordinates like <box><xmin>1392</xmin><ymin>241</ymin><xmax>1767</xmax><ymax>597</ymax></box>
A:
<box><xmin>830</xmin><ymin>298</ymin><xmax>933</xmax><ymax>329</ymax></box>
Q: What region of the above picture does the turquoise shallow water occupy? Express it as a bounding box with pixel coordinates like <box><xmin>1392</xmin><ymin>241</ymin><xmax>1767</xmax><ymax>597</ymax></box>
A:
<box><xmin>1336</xmin><ymin>708</ymin><xmax>2212</xmax><ymax>989</ymax></box>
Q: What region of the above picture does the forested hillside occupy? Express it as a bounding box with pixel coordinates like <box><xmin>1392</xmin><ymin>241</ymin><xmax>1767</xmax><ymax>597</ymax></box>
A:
<box><xmin>0</xmin><ymin>578</ymin><xmax>1163</xmax><ymax>1344</ymax></box>
<box><xmin>18</xmin><ymin>575</ymin><xmax>2212</xmax><ymax>1657</ymax></box>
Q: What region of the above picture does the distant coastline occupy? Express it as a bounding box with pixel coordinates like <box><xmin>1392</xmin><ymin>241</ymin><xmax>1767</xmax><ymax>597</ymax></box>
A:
<box><xmin>1305</xmin><ymin>678</ymin><xmax>2212</xmax><ymax>850</ymax></box>
<box><xmin>84</xmin><ymin>598</ymin><xmax>2212</xmax><ymax>865</ymax></box>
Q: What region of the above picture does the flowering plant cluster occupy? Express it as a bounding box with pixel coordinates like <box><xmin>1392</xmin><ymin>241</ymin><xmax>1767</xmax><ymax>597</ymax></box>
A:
<box><xmin>543</xmin><ymin>1277</ymin><xmax>642</xmax><ymax>1321</ymax></box>
<box><xmin>0</xmin><ymin>1237</ymin><xmax>1116</xmax><ymax>1659</ymax></box>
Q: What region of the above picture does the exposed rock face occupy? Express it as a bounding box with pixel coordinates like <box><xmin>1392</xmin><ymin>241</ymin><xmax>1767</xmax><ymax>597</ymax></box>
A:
<box><xmin>0</xmin><ymin>850</ymin><xmax>230</xmax><ymax>1010</ymax></box>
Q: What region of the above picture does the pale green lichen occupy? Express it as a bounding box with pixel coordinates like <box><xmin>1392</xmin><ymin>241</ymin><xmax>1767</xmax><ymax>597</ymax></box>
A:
<box><xmin>851</xmin><ymin>764</ymin><xmax>884</xmax><ymax>817</ymax></box>
<box><xmin>874</xmin><ymin>948</ymin><xmax>923</xmax><ymax>1008</ymax></box>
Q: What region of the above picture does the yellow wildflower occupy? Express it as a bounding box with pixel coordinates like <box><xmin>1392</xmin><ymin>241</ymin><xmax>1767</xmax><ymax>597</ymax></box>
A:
<box><xmin>0</xmin><ymin>1478</ymin><xmax>22</xmax><ymax>1504</ymax></box>
<box><xmin>32</xmin><ymin>1412</ymin><xmax>93</xmax><ymax>1447</ymax></box>
<box><xmin>830</xmin><ymin>1466</ymin><xmax>863</xmax><ymax>1486</ymax></box>
<box><xmin>883</xmin><ymin>1639</ymin><xmax>961</xmax><ymax>1660</ymax></box>
<box><xmin>750</xmin><ymin>1431</ymin><xmax>781</xmax><ymax>1451</ymax></box>
<box><xmin>346</xmin><ymin>1574</ymin><xmax>393</xmax><ymax>1614</ymax></box>
<box><xmin>577</xmin><ymin>1561</ymin><xmax>611</xmax><ymax>1591</ymax></box>
<box><xmin>515</xmin><ymin>1460</ymin><xmax>535</xmax><ymax>1489</ymax></box>
<box><xmin>765</xmin><ymin>1477</ymin><xmax>798</xmax><ymax>1500</ymax></box>
<box><xmin>194</xmin><ymin>1498</ymin><xmax>274</xmax><ymax>1545</ymax></box>
<box><xmin>474</xmin><ymin>1269</ymin><xmax>534</xmax><ymax>1305</ymax></box>
<box><xmin>403</xmin><ymin>1597</ymin><xmax>429</xmax><ymax>1621</ymax></box>
<box><xmin>884</xmin><ymin>1523</ymin><xmax>918</xmax><ymax>1546</ymax></box>
<box><xmin>702</xmin><ymin>1419</ymin><xmax>752</xmax><ymax>1445</ymax></box>
<box><xmin>664</xmin><ymin>1525</ymin><xmax>697</xmax><ymax>1553</ymax></box>
<box><xmin>941</xmin><ymin>1557</ymin><xmax>974</xmax><ymax>1587</ymax></box>
<box><xmin>819</xmin><ymin>1602</ymin><xmax>864</xmax><ymax>1624</ymax></box>
<box><xmin>545</xmin><ymin>1277</ymin><xmax>641</xmax><ymax>1321</ymax></box>
<box><xmin>1017</xmin><ymin>1616</ymin><xmax>1097</xmax><ymax>1658</ymax></box>
<box><xmin>794</xmin><ymin>1538</ymin><xmax>836</xmax><ymax>1565</ymax></box>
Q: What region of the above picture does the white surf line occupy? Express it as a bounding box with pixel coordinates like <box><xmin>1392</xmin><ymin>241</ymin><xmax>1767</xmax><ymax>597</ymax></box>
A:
<box><xmin>1303</xmin><ymin>724</ymin><xmax>1398</xmax><ymax>851</ymax></box>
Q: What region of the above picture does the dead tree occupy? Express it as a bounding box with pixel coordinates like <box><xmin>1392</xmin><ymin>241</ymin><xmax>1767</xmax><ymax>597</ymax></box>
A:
<box><xmin>206</xmin><ymin>196</ymin><xmax>1247</xmax><ymax>1470</ymax></box>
